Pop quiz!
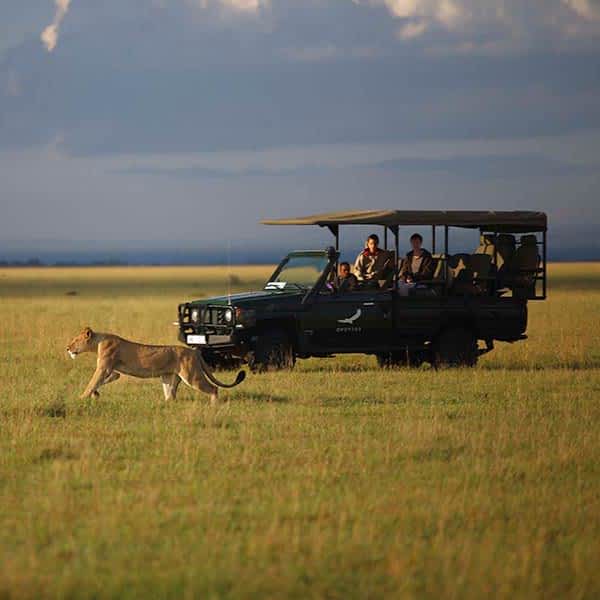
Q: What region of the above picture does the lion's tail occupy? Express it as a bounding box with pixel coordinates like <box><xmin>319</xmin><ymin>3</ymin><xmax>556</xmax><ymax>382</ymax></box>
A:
<box><xmin>197</xmin><ymin>350</ymin><xmax>246</xmax><ymax>389</ymax></box>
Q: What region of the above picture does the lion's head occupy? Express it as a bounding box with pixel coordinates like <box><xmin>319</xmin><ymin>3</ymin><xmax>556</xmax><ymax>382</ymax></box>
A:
<box><xmin>66</xmin><ymin>327</ymin><xmax>95</xmax><ymax>359</ymax></box>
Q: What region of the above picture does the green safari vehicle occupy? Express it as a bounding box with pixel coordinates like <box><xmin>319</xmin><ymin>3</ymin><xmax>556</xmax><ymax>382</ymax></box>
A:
<box><xmin>177</xmin><ymin>210</ymin><xmax>547</xmax><ymax>370</ymax></box>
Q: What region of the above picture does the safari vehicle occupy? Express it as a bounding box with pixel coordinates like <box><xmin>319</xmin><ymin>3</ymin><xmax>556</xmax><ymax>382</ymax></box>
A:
<box><xmin>178</xmin><ymin>210</ymin><xmax>547</xmax><ymax>370</ymax></box>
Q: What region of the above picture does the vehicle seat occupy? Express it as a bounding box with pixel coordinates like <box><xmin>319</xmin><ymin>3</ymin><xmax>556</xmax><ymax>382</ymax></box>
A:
<box><xmin>431</xmin><ymin>254</ymin><xmax>454</xmax><ymax>288</ymax></box>
<box><xmin>448</xmin><ymin>253</ymin><xmax>469</xmax><ymax>278</ymax></box>
<box><xmin>378</xmin><ymin>250</ymin><xmax>397</xmax><ymax>289</ymax></box>
<box><xmin>469</xmin><ymin>253</ymin><xmax>492</xmax><ymax>294</ymax></box>
<box><xmin>508</xmin><ymin>235</ymin><xmax>540</xmax><ymax>297</ymax></box>
<box><xmin>495</xmin><ymin>234</ymin><xmax>516</xmax><ymax>283</ymax></box>
<box><xmin>449</xmin><ymin>254</ymin><xmax>475</xmax><ymax>295</ymax></box>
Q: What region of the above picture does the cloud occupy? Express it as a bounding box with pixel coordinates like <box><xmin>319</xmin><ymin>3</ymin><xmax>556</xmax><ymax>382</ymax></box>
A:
<box><xmin>188</xmin><ymin>0</ymin><xmax>268</xmax><ymax>14</ymax></box>
<box><xmin>563</xmin><ymin>0</ymin><xmax>600</xmax><ymax>21</ymax></box>
<box><xmin>360</xmin><ymin>0</ymin><xmax>600</xmax><ymax>45</ymax></box>
<box><xmin>40</xmin><ymin>0</ymin><xmax>72</xmax><ymax>52</ymax></box>
<box><xmin>398</xmin><ymin>20</ymin><xmax>428</xmax><ymax>39</ymax></box>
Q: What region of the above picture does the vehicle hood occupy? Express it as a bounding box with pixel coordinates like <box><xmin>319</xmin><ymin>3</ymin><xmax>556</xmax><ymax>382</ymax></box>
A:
<box><xmin>188</xmin><ymin>289</ymin><xmax>304</xmax><ymax>308</ymax></box>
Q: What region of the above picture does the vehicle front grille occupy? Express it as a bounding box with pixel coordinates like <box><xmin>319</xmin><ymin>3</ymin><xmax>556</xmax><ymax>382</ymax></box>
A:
<box><xmin>202</xmin><ymin>306</ymin><xmax>229</xmax><ymax>326</ymax></box>
<box><xmin>179</xmin><ymin>303</ymin><xmax>232</xmax><ymax>332</ymax></box>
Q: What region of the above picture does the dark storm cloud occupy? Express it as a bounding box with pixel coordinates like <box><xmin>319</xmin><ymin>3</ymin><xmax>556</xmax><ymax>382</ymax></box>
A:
<box><xmin>1</xmin><ymin>1</ymin><xmax>600</xmax><ymax>155</ymax></box>
<box><xmin>0</xmin><ymin>1</ymin><xmax>599</xmax><ymax>260</ymax></box>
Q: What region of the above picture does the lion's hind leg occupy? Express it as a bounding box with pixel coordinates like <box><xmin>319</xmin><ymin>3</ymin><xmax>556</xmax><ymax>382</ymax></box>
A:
<box><xmin>178</xmin><ymin>365</ymin><xmax>218</xmax><ymax>406</ymax></box>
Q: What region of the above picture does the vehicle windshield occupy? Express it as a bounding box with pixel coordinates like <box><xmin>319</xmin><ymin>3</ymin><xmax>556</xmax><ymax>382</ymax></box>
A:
<box><xmin>265</xmin><ymin>253</ymin><xmax>330</xmax><ymax>291</ymax></box>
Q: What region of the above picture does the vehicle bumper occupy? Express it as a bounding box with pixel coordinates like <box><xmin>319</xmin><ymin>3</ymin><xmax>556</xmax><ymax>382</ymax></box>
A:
<box><xmin>178</xmin><ymin>327</ymin><xmax>251</xmax><ymax>351</ymax></box>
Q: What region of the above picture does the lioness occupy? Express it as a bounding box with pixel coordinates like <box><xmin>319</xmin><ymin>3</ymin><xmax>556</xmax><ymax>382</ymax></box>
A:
<box><xmin>67</xmin><ymin>327</ymin><xmax>245</xmax><ymax>404</ymax></box>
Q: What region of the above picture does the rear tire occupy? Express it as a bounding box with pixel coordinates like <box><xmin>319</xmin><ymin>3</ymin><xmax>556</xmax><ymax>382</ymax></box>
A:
<box><xmin>249</xmin><ymin>329</ymin><xmax>296</xmax><ymax>373</ymax></box>
<box><xmin>376</xmin><ymin>350</ymin><xmax>425</xmax><ymax>369</ymax></box>
<box><xmin>432</xmin><ymin>327</ymin><xmax>478</xmax><ymax>368</ymax></box>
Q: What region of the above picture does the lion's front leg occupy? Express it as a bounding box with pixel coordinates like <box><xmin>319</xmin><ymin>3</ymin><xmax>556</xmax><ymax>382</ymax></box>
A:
<box><xmin>80</xmin><ymin>366</ymin><xmax>113</xmax><ymax>399</ymax></box>
<box><xmin>161</xmin><ymin>374</ymin><xmax>181</xmax><ymax>401</ymax></box>
<box><xmin>91</xmin><ymin>371</ymin><xmax>121</xmax><ymax>397</ymax></box>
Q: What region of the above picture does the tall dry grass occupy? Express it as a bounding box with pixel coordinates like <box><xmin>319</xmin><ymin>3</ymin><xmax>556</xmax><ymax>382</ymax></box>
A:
<box><xmin>0</xmin><ymin>263</ymin><xmax>598</xmax><ymax>599</ymax></box>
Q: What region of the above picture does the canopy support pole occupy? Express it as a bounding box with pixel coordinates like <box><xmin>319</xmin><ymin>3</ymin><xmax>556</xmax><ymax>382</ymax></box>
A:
<box><xmin>444</xmin><ymin>226</ymin><xmax>449</xmax><ymax>290</ymax></box>
<box><xmin>444</xmin><ymin>226</ymin><xmax>448</xmax><ymax>255</ymax></box>
<box><xmin>432</xmin><ymin>226</ymin><xmax>436</xmax><ymax>254</ymax></box>
<box><xmin>543</xmin><ymin>229</ymin><xmax>547</xmax><ymax>299</ymax></box>
<box><xmin>326</xmin><ymin>225</ymin><xmax>339</xmax><ymax>252</ymax></box>
<box><xmin>392</xmin><ymin>225</ymin><xmax>399</xmax><ymax>287</ymax></box>
<box><xmin>493</xmin><ymin>229</ymin><xmax>498</xmax><ymax>294</ymax></box>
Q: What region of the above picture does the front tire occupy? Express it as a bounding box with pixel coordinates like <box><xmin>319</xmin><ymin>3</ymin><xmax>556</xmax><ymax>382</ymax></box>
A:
<box><xmin>249</xmin><ymin>329</ymin><xmax>296</xmax><ymax>373</ymax></box>
<box><xmin>432</xmin><ymin>327</ymin><xmax>478</xmax><ymax>368</ymax></box>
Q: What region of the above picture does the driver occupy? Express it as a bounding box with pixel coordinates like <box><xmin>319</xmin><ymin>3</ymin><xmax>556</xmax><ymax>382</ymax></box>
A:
<box><xmin>354</xmin><ymin>234</ymin><xmax>389</xmax><ymax>284</ymax></box>
<box><xmin>336</xmin><ymin>262</ymin><xmax>358</xmax><ymax>293</ymax></box>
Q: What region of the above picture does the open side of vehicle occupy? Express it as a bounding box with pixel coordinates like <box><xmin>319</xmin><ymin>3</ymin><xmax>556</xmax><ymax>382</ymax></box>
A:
<box><xmin>178</xmin><ymin>210</ymin><xmax>547</xmax><ymax>370</ymax></box>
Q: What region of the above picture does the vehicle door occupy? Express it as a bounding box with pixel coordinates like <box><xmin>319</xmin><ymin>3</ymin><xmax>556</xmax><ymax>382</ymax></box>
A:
<box><xmin>301</xmin><ymin>288</ymin><xmax>394</xmax><ymax>352</ymax></box>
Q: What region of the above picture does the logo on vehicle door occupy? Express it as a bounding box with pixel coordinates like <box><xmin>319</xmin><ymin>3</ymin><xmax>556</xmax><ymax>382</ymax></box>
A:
<box><xmin>336</xmin><ymin>309</ymin><xmax>362</xmax><ymax>333</ymax></box>
<box><xmin>337</xmin><ymin>309</ymin><xmax>362</xmax><ymax>325</ymax></box>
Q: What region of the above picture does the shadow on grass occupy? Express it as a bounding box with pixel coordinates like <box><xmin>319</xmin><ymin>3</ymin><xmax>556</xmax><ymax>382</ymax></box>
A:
<box><xmin>35</xmin><ymin>400</ymin><xmax>67</xmax><ymax>418</ymax></box>
<box><xmin>34</xmin><ymin>446</ymin><xmax>79</xmax><ymax>463</ymax></box>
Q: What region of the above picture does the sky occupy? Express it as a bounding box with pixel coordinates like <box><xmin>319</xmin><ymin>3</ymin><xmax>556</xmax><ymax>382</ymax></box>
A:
<box><xmin>1</xmin><ymin>0</ymin><xmax>599</xmax><ymax>263</ymax></box>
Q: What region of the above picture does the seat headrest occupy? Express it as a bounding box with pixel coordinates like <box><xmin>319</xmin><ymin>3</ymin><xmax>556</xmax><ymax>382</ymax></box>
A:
<box><xmin>448</xmin><ymin>253</ymin><xmax>469</xmax><ymax>269</ymax></box>
<box><xmin>520</xmin><ymin>235</ymin><xmax>538</xmax><ymax>247</ymax></box>
<box><xmin>469</xmin><ymin>254</ymin><xmax>492</xmax><ymax>274</ymax></box>
<box><xmin>497</xmin><ymin>234</ymin><xmax>516</xmax><ymax>248</ymax></box>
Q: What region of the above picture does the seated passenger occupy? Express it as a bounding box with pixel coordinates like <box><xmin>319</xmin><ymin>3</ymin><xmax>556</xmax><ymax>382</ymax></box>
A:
<box><xmin>336</xmin><ymin>261</ymin><xmax>358</xmax><ymax>293</ymax></box>
<box><xmin>399</xmin><ymin>233</ymin><xmax>434</xmax><ymax>283</ymax></box>
<box><xmin>354</xmin><ymin>234</ymin><xmax>389</xmax><ymax>285</ymax></box>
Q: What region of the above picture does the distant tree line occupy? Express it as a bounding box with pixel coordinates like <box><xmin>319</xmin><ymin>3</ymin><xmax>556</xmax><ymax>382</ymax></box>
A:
<box><xmin>0</xmin><ymin>258</ymin><xmax>128</xmax><ymax>267</ymax></box>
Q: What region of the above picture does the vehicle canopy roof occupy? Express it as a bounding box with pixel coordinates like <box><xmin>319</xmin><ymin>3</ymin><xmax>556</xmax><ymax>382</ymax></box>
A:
<box><xmin>262</xmin><ymin>210</ymin><xmax>547</xmax><ymax>233</ymax></box>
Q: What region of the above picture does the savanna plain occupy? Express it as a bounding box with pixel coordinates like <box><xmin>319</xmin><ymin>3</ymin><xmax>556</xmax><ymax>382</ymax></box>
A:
<box><xmin>0</xmin><ymin>263</ymin><xmax>599</xmax><ymax>599</ymax></box>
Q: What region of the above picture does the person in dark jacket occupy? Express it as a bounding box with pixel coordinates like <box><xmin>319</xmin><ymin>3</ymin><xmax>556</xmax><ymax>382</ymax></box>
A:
<box><xmin>399</xmin><ymin>233</ymin><xmax>434</xmax><ymax>283</ymax></box>
<box><xmin>336</xmin><ymin>261</ymin><xmax>358</xmax><ymax>293</ymax></box>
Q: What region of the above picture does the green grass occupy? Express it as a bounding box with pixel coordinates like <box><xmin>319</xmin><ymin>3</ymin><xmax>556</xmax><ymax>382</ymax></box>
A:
<box><xmin>0</xmin><ymin>264</ymin><xmax>599</xmax><ymax>599</ymax></box>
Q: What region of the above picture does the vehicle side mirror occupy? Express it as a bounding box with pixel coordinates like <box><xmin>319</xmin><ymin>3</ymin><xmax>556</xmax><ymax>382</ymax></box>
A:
<box><xmin>326</xmin><ymin>246</ymin><xmax>338</xmax><ymax>261</ymax></box>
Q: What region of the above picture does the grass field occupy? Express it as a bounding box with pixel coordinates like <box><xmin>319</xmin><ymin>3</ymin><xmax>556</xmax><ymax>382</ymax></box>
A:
<box><xmin>1</xmin><ymin>264</ymin><xmax>599</xmax><ymax>599</ymax></box>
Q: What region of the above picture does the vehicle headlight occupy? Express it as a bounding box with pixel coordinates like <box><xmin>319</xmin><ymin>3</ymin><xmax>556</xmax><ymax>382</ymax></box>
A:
<box><xmin>191</xmin><ymin>308</ymin><xmax>200</xmax><ymax>323</ymax></box>
<box><xmin>224</xmin><ymin>308</ymin><xmax>233</xmax><ymax>323</ymax></box>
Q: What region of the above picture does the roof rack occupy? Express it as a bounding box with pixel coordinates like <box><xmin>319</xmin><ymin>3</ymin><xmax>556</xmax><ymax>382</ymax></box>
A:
<box><xmin>262</xmin><ymin>209</ymin><xmax>547</xmax><ymax>233</ymax></box>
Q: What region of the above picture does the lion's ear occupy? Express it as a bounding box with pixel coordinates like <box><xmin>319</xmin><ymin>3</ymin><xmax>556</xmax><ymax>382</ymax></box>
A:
<box><xmin>84</xmin><ymin>327</ymin><xmax>93</xmax><ymax>338</ymax></box>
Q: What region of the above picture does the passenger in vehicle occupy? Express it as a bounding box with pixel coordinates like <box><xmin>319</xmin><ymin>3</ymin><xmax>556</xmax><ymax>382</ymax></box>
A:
<box><xmin>354</xmin><ymin>234</ymin><xmax>389</xmax><ymax>285</ymax></box>
<box><xmin>336</xmin><ymin>262</ymin><xmax>358</xmax><ymax>293</ymax></box>
<box><xmin>399</xmin><ymin>233</ymin><xmax>434</xmax><ymax>283</ymax></box>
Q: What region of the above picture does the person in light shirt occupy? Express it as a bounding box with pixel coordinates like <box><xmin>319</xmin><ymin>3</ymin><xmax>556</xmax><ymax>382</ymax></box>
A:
<box><xmin>399</xmin><ymin>233</ymin><xmax>434</xmax><ymax>284</ymax></box>
<box><xmin>354</xmin><ymin>234</ymin><xmax>389</xmax><ymax>285</ymax></box>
